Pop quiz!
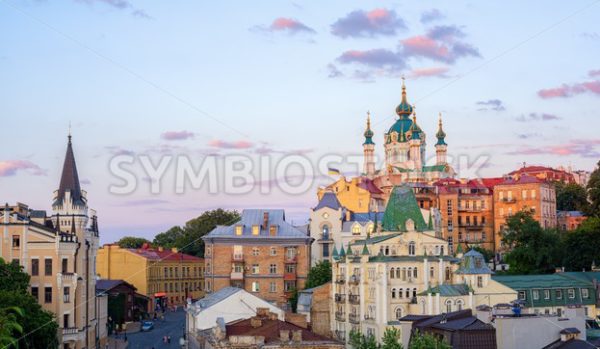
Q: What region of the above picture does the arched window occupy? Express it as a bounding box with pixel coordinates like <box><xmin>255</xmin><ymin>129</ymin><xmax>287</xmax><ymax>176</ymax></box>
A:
<box><xmin>456</xmin><ymin>299</ymin><xmax>464</xmax><ymax>311</ymax></box>
<box><xmin>420</xmin><ymin>300</ymin><xmax>426</xmax><ymax>315</ymax></box>
<box><xmin>391</xmin><ymin>288</ymin><xmax>396</xmax><ymax>299</ymax></box>
<box><xmin>396</xmin><ymin>268</ymin><xmax>401</xmax><ymax>279</ymax></box>
<box><xmin>398</xmin><ymin>288</ymin><xmax>403</xmax><ymax>298</ymax></box>
<box><xmin>413</xmin><ymin>267</ymin><xmax>418</xmax><ymax>279</ymax></box>
<box><xmin>445</xmin><ymin>267</ymin><xmax>451</xmax><ymax>282</ymax></box>
<box><xmin>322</xmin><ymin>224</ymin><xmax>330</xmax><ymax>240</ymax></box>
<box><xmin>385</xmin><ymin>246</ymin><xmax>390</xmax><ymax>256</ymax></box>
<box><xmin>413</xmin><ymin>288</ymin><xmax>417</xmax><ymax>298</ymax></box>
<box><xmin>390</xmin><ymin>268</ymin><xmax>395</xmax><ymax>279</ymax></box>
<box><xmin>440</xmin><ymin>246</ymin><xmax>444</xmax><ymax>255</ymax></box>
<box><xmin>435</xmin><ymin>245</ymin><xmax>440</xmax><ymax>255</ymax></box>
<box><xmin>367</xmin><ymin>224</ymin><xmax>374</xmax><ymax>234</ymax></box>
<box><xmin>407</xmin><ymin>267</ymin><xmax>412</xmax><ymax>280</ymax></box>
<box><xmin>445</xmin><ymin>300</ymin><xmax>452</xmax><ymax>313</ymax></box>
<box><xmin>395</xmin><ymin>307</ymin><xmax>403</xmax><ymax>320</ymax></box>
<box><xmin>408</xmin><ymin>241</ymin><xmax>416</xmax><ymax>256</ymax></box>
<box><xmin>352</xmin><ymin>224</ymin><xmax>361</xmax><ymax>235</ymax></box>
<box><xmin>430</xmin><ymin>266</ymin><xmax>435</xmax><ymax>278</ymax></box>
<box><xmin>405</xmin><ymin>289</ymin><xmax>410</xmax><ymax>298</ymax></box>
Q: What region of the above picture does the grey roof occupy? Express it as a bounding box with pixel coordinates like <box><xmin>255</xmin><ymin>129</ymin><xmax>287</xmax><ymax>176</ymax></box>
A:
<box><xmin>96</xmin><ymin>279</ymin><xmax>137</xmax><ymax>292</ymax></box>
<box><xmin>204</xmin><ymin>209</ymin><xmax>309</xmax><ymax>240</ymax></box>
<box><xmin>195</xmin><ymin>287</ymin><xmax>243</xmax><ymax>309</ymax></box>
<box><xmin>55</xmin><ymin>135</ymin><xmax>85</xmax><ymax>206</ymax></box>
<box><xmin>430</xmin><ymin>317</ymin><xmax>492</xmax><ymax>331</ymax></box>
<box><xmin>341</xmin><ymin>220</ymin><xmax>370</xmax><ymax>232</ymax></box>
<box><xmin>543</xmin><ymin>339</ymin><xmax>597</xmax><ymax>349</ymax></box>
<box><xmin>314</xmin><ymin>192</ymin><xmax>341</xmax><ymax>211</ymax></box>
<box><xmin>456</xmin><ymin>249</ymin><xmax>493</xmax><ymax>275</ymax></box>
<box><xmin>29</xmin><ymin>210</ymin><xmax>47</xmax><ymax>218</ymax></box>
<box><xmin>351</xmin><ymin>212</ymin><xmax>384</xmax><ymax>222</ymax></box>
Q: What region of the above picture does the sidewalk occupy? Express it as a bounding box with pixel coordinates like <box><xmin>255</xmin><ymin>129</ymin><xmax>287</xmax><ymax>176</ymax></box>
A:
<box><xmin>106</xmin><ymin>337</ymin><xmax>128</xmax><ymax>349</ymax></box>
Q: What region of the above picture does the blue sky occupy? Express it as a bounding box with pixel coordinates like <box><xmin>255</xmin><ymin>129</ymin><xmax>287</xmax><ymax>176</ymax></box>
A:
<box><xmin>1</xmin><ymin>0</ymin><xmax>599</xmax><ymax>243</ymax></box>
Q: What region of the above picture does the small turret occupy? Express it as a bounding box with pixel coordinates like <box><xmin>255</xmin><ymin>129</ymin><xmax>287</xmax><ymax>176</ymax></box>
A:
<box><xmin>435</xmin><ymin>113</ymin><xmax>448</xmax><ymax>165</ymax></box>
<box><xmin>363</xmin><ymin>112</ymin><xmax>376</xmax><ymax>177</ymax></box>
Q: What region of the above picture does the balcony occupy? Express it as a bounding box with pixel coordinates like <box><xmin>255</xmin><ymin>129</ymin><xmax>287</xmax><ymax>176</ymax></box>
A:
<box><xmin>349</xmin><ymin>294</ymin><xmax>360</xmax><ymax>305</ymax></box>
<box><xmin>349</xmin><ymin>313</ymin><xmax>360</xmax><ymax>324</ymax></box>
<box><xmin>335</xmin><ymin>276</ymin><xmax>346</xmax><ymax>284</ymax></box>
<box><xmin>364</xmin><ymin>314</ymin><xmax>375</xmax><ymax>321</ymax></box>
<box><xmin>348</xmin><ymin>275</ymin><xmax>360</xmax><ymax>285</ymax></box>
<box><xmin>283</xmin><ymin>272</ymin><xmax>297</xmax><ymax>281</ymax></box>
<box><xmin>457</xmin><ymin>206</ymin><xmax>483</xmax><ymax>212</ymax></box>
<box><xmin>232</xmin><ymin>254</ymin><xmax>244</xmax><ymax>262</ymax></box>
<box><xmin>285</xmin><ymin>255</ymin><xmax>298</xmax><ymax>264</ymax></box>
<box><xmin>501</xmin><ymin>197</ymin><xmax>516</xmax><ymax>203</ymax></box>
<box><xmin>230</xmin><ymin>271</ymin><xmax>244</xmax><ymax>280</ymax></box>
<box><xmin>335</xmin><ymin>293</ymin><xmax>346</xmax><ymax>303</ymax></box>
<box><xmin>62</xmin><ymin>327</ymin><xmax>81</xmax><ymax>342</ymax></box>
<box><xmin>61</xmin><ymin>272</ymin><xmax>76</xmax><ymax>282</ymax></box>
<box><xmin>335</xmin><ymin>330</ymin><xmax>346</xmax><ymax>341</ymax></box>
<box><xmin>335</xmin><ymin>311</ymin><xmax>346</xmax><ymax>322</ymax></box>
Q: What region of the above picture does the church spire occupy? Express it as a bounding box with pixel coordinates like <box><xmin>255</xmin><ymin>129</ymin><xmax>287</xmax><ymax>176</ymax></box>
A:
<box><xmin>363</xmin><ymin>111</ymin><xmax>374</xmax><ymax>145</ymax></box>
<box><xmin>55</xmin><ymin>133</ymin><xmax>84</xmax><ymax>206</ymax></box>
<box><xmin>395</xmin><ymin>76</ymin><xmax>414</xmax><ymax>118</ymax></box>
<box><xmin>436</xmin><ymin>112</ymin><xmax>447</xmax><ymax>146</ymax></box>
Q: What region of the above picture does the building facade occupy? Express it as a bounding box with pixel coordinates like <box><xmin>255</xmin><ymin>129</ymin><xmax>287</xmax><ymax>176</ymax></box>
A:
<box><xmin>203</xmin><ymin>209</ymin><xmax>312</xmax><ymax>308</ymax></box>
<box><xmin>96</xmin><ymin>244</ymin><xmax>204</xmax><ymax>309</ymax></box>
<box><xmin>0</xmin><ymin>135</ymin><xmax>101</xmax><ymax>349</ymax></box>
<box><xmin>330</xmin><ymin>186</ymin><xmax>516</xmax><ymax>345</ymax></box>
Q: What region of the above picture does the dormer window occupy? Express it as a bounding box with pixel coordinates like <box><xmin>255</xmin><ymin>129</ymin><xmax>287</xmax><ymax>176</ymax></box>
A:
<box><xmin>235</xmin><ymin>226</ymin><xmax>243</xmax><ymax>236</ymax></box>
<box><xmin>269</xmin><ymin>225</ymin><xmax>277</xmax><ymax>236</ymax></box>
<box><xmin>252</xmin><ymin>225</ymin><xmax>260</xmax><ymax>236</ymax></box>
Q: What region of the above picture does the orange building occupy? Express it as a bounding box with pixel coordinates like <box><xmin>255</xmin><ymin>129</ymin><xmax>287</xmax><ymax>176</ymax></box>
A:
<box><xmin>557</xmin><ymin>211</ymin><xmax>587</xmax><ymax>231</ymax></box>
<box><xmin>493</xmin><ymin>176</ymin><xmax>557</xmax><ymax>252</ymax></box>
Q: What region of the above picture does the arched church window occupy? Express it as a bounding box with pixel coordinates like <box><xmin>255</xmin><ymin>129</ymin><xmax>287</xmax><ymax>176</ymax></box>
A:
<box><xmin>395</xmin><ymin>307</ymin><xmax>403</xmax><ymax>320</ymax></box>
<box><xmin>408</xmin><ymin>241</ymin><xmax>416</xmax><ymax>256</ymax></box>
<box><xmin>389</xmin><ymin>268</ymin><xmax>395</xmax><ymax>279</ymax></box>
<box><xmin>391</xmin><ymin>288</ymin><xmax>396</xmax><ymax>299</ymax></box>
<box><xmin>456</xmin><ymin>299</ymin><xmax>464</xmax><ymax>311</ymax></box>
<box><xmin>322</xmin><ymin>224</ymin><xmax>330</xmax><ymax>240</ymax></box>
<box><xmin>445</xmin><ymin>300</ymin><xmax>453</xmax><ymax>313</ymax></box>
<box><xmin>396</xmin><ymin>268</ymin><xmax>401</xmax><ymax>279</ymax></box>
<box><xmin>445</xmin><ymin>267</ymin><xmax>451</xmax><ymax>282</ymax></box>
<box><xmin>352</xmin><ymin>224</ymin><xmax>361</xmax><ymax>235</ymax></box>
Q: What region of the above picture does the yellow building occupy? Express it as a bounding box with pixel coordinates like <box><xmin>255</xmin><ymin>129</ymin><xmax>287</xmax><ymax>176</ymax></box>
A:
<box><xmin>0</xmin><ymin>135</ymin><xmax>103</xmax><ymax>349</ymax></box>
<box><xmin>97</xmin><ymin>244</ymin><xmax>205</xmax><ymax>309</ymax></box>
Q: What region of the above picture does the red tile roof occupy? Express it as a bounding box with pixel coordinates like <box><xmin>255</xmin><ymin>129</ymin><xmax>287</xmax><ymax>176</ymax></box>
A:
<box><xmin>225</xmin><ymin>318</ymin><xmax>338</xmax><ymax>344</ymax></box>
<box><xmin>129</xmin><ymin>244</ymin><xmax>203</xmax><ymax>262</ymax></box>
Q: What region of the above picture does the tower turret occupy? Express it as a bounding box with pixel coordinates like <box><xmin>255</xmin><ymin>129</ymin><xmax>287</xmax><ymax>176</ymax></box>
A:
<box><xmin>363</xmin><ymin>112</ymin><xmax>376</xmax><ymax>177</ymax></box>
<box><xmin>408</xmin><ymin>109</ymin><xmax>422</xmax><ymax>170</ymax></box>
<box><xmin>435</xmin><ymin>113</ymin><xmax>448</xmax><ymax>165</ymax></box>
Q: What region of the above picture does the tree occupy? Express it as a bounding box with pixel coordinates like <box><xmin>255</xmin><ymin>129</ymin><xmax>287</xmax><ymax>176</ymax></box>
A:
<box><xmin>304</xmin><ymin>260</ymin><xmax>332</xmax><ymax>289</ymax></box>
<box><xmin>408</xmin><ymin>330</ymin><xmax>451</xmax><ymax>349</ymax></box>
<box><xmin>381</xmin><ymin>327</ymin><xmax>403</xmax><ymax>349</ymax></box>
<box><xmin>154</xmin><ymin>209</ymin><xmax>240</xmax><ymax>257</ymax></box>
<box><xmin>562</xmin><ymin>217</ymin><xmax>600</xmax><ymax>271</ymax></box>
<box><xmin>555</xmin><ymin>181</ymin><xmax>589</xmax><ymax>212</ymax></box>
<box><xmin>0</xmin><ymin>258</ymin><xmax>58</xmax><ymax>348</ymax></box>
<box><xmin>349</xmin><ymin>330</ymin><xmax>380</xmax><ymax>349</ymax></box>
<box><xmin>0</xmin><ymin>307</ymin><xmax>23</xmax><ymax>349</ymax></box>
<box><xmin>588</xmin><ymin>161</ymin><xmax>600</xmax><ymax>217</ymax></box>
<box><xmin>116</xmin><ymin>236</ymin><xmax>150</xmax><ymax>249</ymax></box>
<box><xmin>501</xmin><ymin>211</ymin><xmax>562</xmax><ymax>274</ymax></box>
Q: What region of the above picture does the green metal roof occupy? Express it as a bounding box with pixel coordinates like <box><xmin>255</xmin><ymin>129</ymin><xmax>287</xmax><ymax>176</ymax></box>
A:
<box><xmin>422</xmin><ymin>165</ymin><xmax>448</xmax><ymax>172</ymax></box>
<box><xmin>382</xmin><ymin>186</ymin><xmax>427</xmax><ymax>232</ymax></box>
<box><xmin>349</xmin><ymin>233</ymin><xmax>401</xmax><ymax>247</ymax></box>
<box><xmin>493</xmin><ymin>274</ymin><xmax>593</xmax><ymax>289</ymax></box>
<box><xmin>419</xmin><ymin>284</ymin><xmax>471</xmax><ymax>297</ymax></box>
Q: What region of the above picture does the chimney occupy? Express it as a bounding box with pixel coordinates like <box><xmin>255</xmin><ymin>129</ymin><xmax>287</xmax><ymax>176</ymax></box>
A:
<box><xmin>256</xmin><ymin>308</ymin><xmax>269</xmax><ymax>317</ymax></box>
<box><xmin>345</xmin><ymin>210</ymin><xmax>351</xmax><ymax>221</ymax></box>
<box><xmin>263</xmin><ymin>211</ymin><xmax>269</xmax><ymax>230</ymax></box>
<box><xmin>250</xmin><ymin>317</ymin><xmax>262</xmax><ymax>328</ymax></box>
<box><xmin>158</xmin><ymin>246</ymin><xmax>164</xmax><ymax>252</ymax></box>
<box><xmin>172</xmin><ymin>247</ymin><xmax>178</xmax><ymax>253</ymax></box>
<box><xmin>291</xmin><ymin>330</ymin><xmax>302</xmax><ymax>342</ymax></box>
<box><xmin>279</xmin><ymin>330</ymin><xmax>290</xmax><ymax>342</ymax></box>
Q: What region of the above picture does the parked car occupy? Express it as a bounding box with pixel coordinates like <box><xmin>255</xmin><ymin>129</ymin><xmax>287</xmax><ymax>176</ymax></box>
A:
<box><xmin>141</xmin><ymin>321</ymin><xmax>154</xmax><ymax>332</ymax></box>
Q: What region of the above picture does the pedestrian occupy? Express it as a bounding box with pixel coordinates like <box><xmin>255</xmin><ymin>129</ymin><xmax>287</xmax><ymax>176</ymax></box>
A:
<box><xmin>167</xmin><ymin>335</ymin><xmax>171</xmax><ymax>344</ymax></box>
<box><xmin>163</xmin><ymin>335</ymin><xmax>167</xmax><ymax>344</ymax></box>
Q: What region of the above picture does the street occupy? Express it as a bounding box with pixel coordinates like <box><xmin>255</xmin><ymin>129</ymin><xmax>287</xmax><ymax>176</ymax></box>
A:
<box><xmin>124</xmin><ymin>309</ymin><xmax>187</xmax><ymax>349</ymax></box>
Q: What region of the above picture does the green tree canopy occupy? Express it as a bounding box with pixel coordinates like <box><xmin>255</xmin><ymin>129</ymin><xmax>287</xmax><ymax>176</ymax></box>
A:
<box><xmin>555</xmin><ymin>181</ymin><xmax>590</xmax><ymax>213</ymax></box>
<box><xmin>349</xmin><ymin>330</ymin><xmax>380</xmax><ymax>349</ymax></box>
<box><xmin>408</xmin><ymin>330</ymin><xmax>451</xmax><ymax>349</ymax></box>
<box><xmin>0</xmin><ymin>258</ymin><xmax>58</xmax><ymax>348</ymax></box>
<box><xmin>562</xmin><ymin>217</ymin><xmax>600</xmax><ymax>271</ymax></box>
<box><xmin>588</xmin><ymin>161</ymin><xmax>600</xmax><ymax>217</ymax></box>
<box><xmin>381</xmin><ymin>327</ymin><xmax>403</xmax><ymax>349</ymax></box>
<box><xmin>501</xmin><ymin>211</ymin><xmax>562</xmax><ymax>274</ymax></box>
<box><xmin>153</xmin><ymin>209</ymin><xmax>240</xmax><ymax>257</ymax></box>
<box><xmin>116</xmin><ymin>236</ymin><xmax>151</xmax><ymax>249</ymax></box>
<box><xmin>304</xmin><ymin>260</ymin><xmax>332</xmax><ymax>289</ymax></box>
<box><xmin>0</xmin><ymin>306</ymin><xmax>23</xmax><ymax>349</ymax></box>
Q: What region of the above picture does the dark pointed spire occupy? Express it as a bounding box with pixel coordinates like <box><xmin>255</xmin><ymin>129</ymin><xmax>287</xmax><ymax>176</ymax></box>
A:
<box><xmin>56</xmin><ymin>133</ymin><xmax>84</xmax><ymax>206</ymax></box>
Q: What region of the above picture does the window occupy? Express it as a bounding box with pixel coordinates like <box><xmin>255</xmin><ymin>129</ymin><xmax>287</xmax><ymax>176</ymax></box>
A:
<box><xmin>544</xmin><ymin>289</ymin><xmax>550</xmax><ymax>300</ymax></box>
<box><xmin>285</xmin><ymin>264</ymin><xmax>296</xmax><ymax>274</ymax></box>
<box><xmin>445</xmin><ymin>300</ymin><xmax>452</xmax><ymax>313</ymax></box>
<box><xmin>322</xmin><ymin>243</ymin><xmax>330</xmax><ymax>258</ymax></box>
<box><xmin>31</xmin><ymin>287</ymin><xmax>39</xmax><ymax>300</ymax></box>
<box><xmin>445</xmin><ymin>267</ymin><xmax>451</xmax><ymax>282</ymax></box>
<box><xmin>205</xmin><ymin>247</ymin><xmax>211</xmax><ymax>256</ymax></box>
<box><xmin>447</xmin><ymin>200</ymin><xmax>453</xmax><ymax>216</ymax></box>
<box><xmin>531</xmin><ymin>190</ymin><xmax>536</xmax><ymax>199</ymax></box>
<box><xmin>582</xmin><ymin>289</ymin><xmax>590</xmax><ymax>299</ymax></box>
<box><xmin>233</xmin><ymin>245</ymin><xmax>243</xmax><ymax>260</ymax></box>
<box><xmin>252</xmin><ymin>225</ymin><xmax>260</xmax><ymax>235</ymax></box>
<box><xmin>12</xmin><ymin>235</ymin><xmax>20</xmax><ymax>248</ymax></box>
<box><xmin>398</xmin><ymin>288</ymin><xmax>403</xmax><ymax>298</ymax></box>
<box><xmin>518</xmin><ymin>291</ymin><xmax>526</xmax><ymax>300</ymax></box>
<box><xmin>284</xmin><ymin>281</ymin><xmax>296</xmax><ymax>292</ymax></box>
<box><xmin>269</xmin><ymin>225</ymin><xmax>277</xmax><ymax>236</ymax></box>
<box><xmin>31</xmin><ymin>259</ymin><xmax>39</xmax><ymax>276</ymax></box>
<box><xmin>390</xmin><ymin>268</ymin><xmax>395</xmax><ymax>279</ymax></box>
<box><xmin>269</xmin><ymin>282</ymin><xmax>276</xmax><ymax>293</ymax></box>
<box><xmin>391</xmin><ymin>288</ymin><xmax>396</xmax><ymax>299</ymax></box>
<box><xmin>568</xmin><ymin>289</ymin><xmax>575</xmax><ymax>299</ymax></box>
<box><xmin>270</xmin><ymin>247</ymin><xmax>277</xmax><ymax>256</ymax></box>
<box><xmin>522</xmin><ymin>190</ymin><xmax>527</xmax><ymax>199</ymax></box>
<box><xmin>44</xmin><ymin>258</ymin><xmax>52</xmax><ymax>276</ymax></box>
<box><xmin>408</xmin><ymin>241</ymin><xmax>416</xmax><ymax>256</ymax></box>
<box><xmin>252</xmin><ymin>247</ymin><xmax>260</xmax><ymax>256</ymax></box>
<box><xmin>556</xmin><ymin>290</ymin><xmax>563</xmax><ymax>299</ymax></box>
<box><xmin>252</xmin><ymin>264</ymin><xmax>260</xmax><ymax>274</ymax></box>
<box><xmin>235</xmin><ymin>226</ymin><xmax>243</xmax><ymax>235</ymax></box>
<box><xmin>456</xmin><ymin>300</ymin><xmax>464</xmax><ymax>311</ymax></box>
<box><xmin>44</xmin><ymin>287</ymin><xmax>52</xmax><ymax>303</ymax></box>
<box><xmin>62</xmin><ymin>258</ymin><xmax>68</xmax><ymax>273</ymax></box>
<box><xmin>352</xmin><ymin>224</ymin><xmax>361</xmax><ymax>235</ymax></box>
<box><xmin>395</xmin><ymin>307</ymin><xmax>403</xmax><ymax>320</ymax></box>
<box><xmin>430</xmin><ymin>267</ymin><xmax>434</xmax><ymax>278</ymax></box>
<box><xmin>413</xmin><ymin>267</ymin><xmax>418</xmax><ymax>279</ymax></box>
<box><xmin>322</xmin><ymin>224</ymin><xmax>330</xmax><ymax>239</ymax></box>
<box><xmin>477</xmin><ymin>276</ymin><xmax>483</xmax><ymax>288</ymax></box>
<box><xmin>269</xmin><ymin>264</ymin><xmax>277</xmax><ymax>274</ymax></box>
<box><xmin>63</xmin><ymin>287</ymin><xmax>70</xmax><ymax>303</ymax></box>
<box><xmin>533</xmin><ymin>290</ymin><xmax>539</xmax><ymax>300</ymax></box>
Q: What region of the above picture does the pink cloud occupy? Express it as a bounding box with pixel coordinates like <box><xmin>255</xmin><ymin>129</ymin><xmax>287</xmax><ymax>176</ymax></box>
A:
<box><xmin>538</xmin><ymin>79</ymin><xmax>600</xmax><ymax>99</ymax></box>
<box><xmin>208</xmin><ymin>140</ymin><xmax>254</xmax><ymax>149</ymax></box>
<box><xmin>507</xmin><ymin>139</ymin><xmax>600</xmax><ymax>158</ymax></box>
<box><xmin>408</xmin><ymin>67</ymin><xmax>449</xmax><ymax>78</ymax></box>
<box><xmin>269</xmin><ymin>18</ymin><xmax>315</xmax><ymax>34</ymax></box>
<box><xmin>589</xmin><ymin>69</ymin><xmax>600</xmax><ymax>77</ymax></box>
<box><xmin>0</xmin><ymin>160</ymin><xmax>47</xmax><ymax>177</ymax></box>
<box><xmin>161</xmin><ymin>130</ymin><xmax>195</xmax><ymax>141</ymax></box>
<box><xmin>331</xmin><ymin>8</ymin><xmax>406</xmax><ymax>38</ymax></box>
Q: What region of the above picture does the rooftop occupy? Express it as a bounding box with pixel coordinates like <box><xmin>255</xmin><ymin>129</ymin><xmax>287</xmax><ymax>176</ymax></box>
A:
<box><xmin>204</xmin><ymin>209</ymin><xmax>310</xmax><ymax>240</ymax></box>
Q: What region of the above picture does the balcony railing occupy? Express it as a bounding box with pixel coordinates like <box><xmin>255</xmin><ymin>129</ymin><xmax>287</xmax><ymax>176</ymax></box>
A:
<box><xmin>457</xmin><ymin>207</ymin><xmax>483</xmax><ymax>212</ymax></box>
<box><xmin>348</xmin><ymin>275</ymin><xmax>360</xmax><ymax>285</ymax></box>
<box><xmin>318</xmin><ymin>234</ymin><xmax>333</xmax><ymax>242</ymax></box>
<box><xmin>335</xmin><ymin>294</ymin><xmax>346</xmax><ymax>303</ymax></box>
<box><xmin>283</xmin><ymin>272</ymin><xmax>297</xmax><ymax>281</ymax></box>
<box><xmin>364</xmin><ymin>314</ymin><xmax>375</xmax><ymax>321</ymax></box>
<box><xmin>335</xmin><ymin>276</ymin><xmax>346</xmax><ymax>284</ymax></box>
<box><xmin>232</xmin><ymin>254</ymin><xmax>244</xmax><ymax>262</ymax></box>
<box><xmin>349</xmin><ymin>313</ymin><xmax>360</xmax><ymax>324</ymax></box>
<box><xmin>335</xmin><ymin>311</ymin><xmax>346</xmax><ymax>321</ymax></box>
<box><xmin>335</xmin><ymin>330</ymin><xmax>346</xmax><ymax>341</ymax></box>
<box><xmin>62</xmin><ymin>327</ymin><xmax>79</xmax><ymax>338</ymax></box>
<box><xmin>230</xmin><ymin>271</ymin><xmax>244</xmax><ymax>280</ymax></box>
<box><xmin>285</xmin><ymin>255</ymin><xmax>298</xmax><ymax>263</ymax></box>
<box><xmin>501</xmin><ymin>197</ymin><xmax>516</xmax><ymax>203</ymax></box>
<box><xmin>349</xmin><ymin>294</ymin><xmax>360</xmax><ymax>304</ymax></box>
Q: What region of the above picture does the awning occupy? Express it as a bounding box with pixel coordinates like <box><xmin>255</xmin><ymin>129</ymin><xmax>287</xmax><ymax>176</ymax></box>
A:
<box><xmin>154</xmin><ymin>292</ymin><xmax>167</xmax><ymax>297</ymax></box>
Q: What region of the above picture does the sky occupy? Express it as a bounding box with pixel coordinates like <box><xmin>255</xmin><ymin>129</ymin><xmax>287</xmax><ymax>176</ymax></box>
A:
<box><xmin>1</xmin><ymin>0</ymin><xmax>600</xmax><ymax>243</ymax></box>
